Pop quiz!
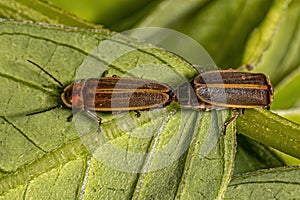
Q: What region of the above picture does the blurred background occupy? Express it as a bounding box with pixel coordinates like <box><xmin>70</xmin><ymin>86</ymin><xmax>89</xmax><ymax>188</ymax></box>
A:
<box><xmin>47</xmin><ymin>0</ymin><xmax>153</xmax><ymax>30</ymax></box>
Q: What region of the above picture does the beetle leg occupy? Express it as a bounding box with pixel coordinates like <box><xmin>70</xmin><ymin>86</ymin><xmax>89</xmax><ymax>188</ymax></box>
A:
<box><xmin>222</xmin><ymin>109</ymin><xmax>239</xmax><ymax>135</ymax></box>
<box><xmin>101</xmin><ymin>70</ymin><xmax>109</xmax><ymax>77</ymax></box>
<box><xmin>245</xmin><ymin>64</ymin><xmax>254</xmax><ymax>71</ymax></box>
<box><xmin>134</xmin><ymin>111</ymin><xmax>141</xmax><ymax>118</ymax></box>
<box><xmin>67</xmin><ymin>114</ymin><xmax>73</xmax><ymax>122</ymax></box>
<box><xmin>241</xmin><ymin>108</ymin><xmax>245</xmax><ymax>114</ymax></box>
<box><xmin>67</xmin><ymin>108</ymin><xmax>81</xmax><ymax>122</ymax></box>
<box><xmin>86</xmin><ymin>110</ymin><xmax>102</xmax><ymax>132</ymax></box>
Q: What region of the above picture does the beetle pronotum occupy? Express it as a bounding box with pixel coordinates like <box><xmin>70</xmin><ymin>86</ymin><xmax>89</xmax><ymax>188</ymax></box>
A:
<box><xmin>27</xmin><ymin>60</ymin><xmax>176</xmax><ymax>131</ymax></box>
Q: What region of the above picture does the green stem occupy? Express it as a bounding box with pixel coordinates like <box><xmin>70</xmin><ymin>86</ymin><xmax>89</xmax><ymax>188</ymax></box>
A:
<box><xmin>236</xmin><ymin>109</ymin><xmax>300</xmax><ymax>159</ymax></box>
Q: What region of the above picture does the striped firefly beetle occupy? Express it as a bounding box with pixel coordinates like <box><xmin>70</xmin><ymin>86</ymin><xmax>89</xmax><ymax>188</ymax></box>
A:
<box><xmin>176</xmin><ymin>69</ymin><xmax>274</xmax><ymax>134</ymax></box>
<box><xmin>26</xmin><ymin>60</ymin><xmax>176</xmax><ymax>132</ymax></box>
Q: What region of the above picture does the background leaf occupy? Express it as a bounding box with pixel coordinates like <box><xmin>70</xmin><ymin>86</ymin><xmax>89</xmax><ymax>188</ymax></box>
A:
<box><xmin>225</xmin><ymin>166</ymin><xmax>300</xmax><ymax>199</ymax></box>
<box><xmin>47</xmin><ymin>0</ymin><xmax>153</xmax><ymax>27</ymax></box>
<box><xmin>0</xmin><ymin>0</ymin><xmax>99</xmax><ymax>28</ymax></box>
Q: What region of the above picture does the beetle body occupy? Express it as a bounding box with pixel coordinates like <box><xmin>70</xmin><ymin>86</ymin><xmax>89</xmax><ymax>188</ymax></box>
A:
<box><xmin>60</xmin><ymin>77</ymin><xmax>176</xmax><ymax>131</ymax></box>
<box><xmin>176</xmin><ymin>70</ymin><xmax>274</xmax><ymax>110</ymax></box>
<box><xmin>27</xmin><ymin>60</ymin><xmax>175</xmax><ymax>131</ymax></box>
<box><xmin>176</xmin><ymin>70</ymin><xmax>274</xmax><ymax>134</ymax></box>
<box><xmin>193</xmin><ymin>70</ymin><xmax>274</xmax><ymax>109</ymax></box>
<box><xmin>61</xmin><ymin>77</ymin><xmax>176</xmax><ymax>112</ymax></box>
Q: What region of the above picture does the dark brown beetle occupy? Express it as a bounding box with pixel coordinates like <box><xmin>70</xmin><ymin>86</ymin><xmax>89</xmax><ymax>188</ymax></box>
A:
<box><xmin>176</xmin><ymin>70</ymin><xmax>274</xmax><ymax>134</ymax></box>
<box><xmin>27</xmin><ymin>60</ymin><xmax>175</xmax><ymax>131</ymax></box>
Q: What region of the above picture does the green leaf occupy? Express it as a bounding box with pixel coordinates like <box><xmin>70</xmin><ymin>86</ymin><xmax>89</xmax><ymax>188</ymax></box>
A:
<box><xmin>233</xmin><ymin>135</ymin><xmax>284</xmax><ymax>175</ymax></box>
<box><xmin>249</xmin><ymin>0</ymin><xmax>300</xmax><ymax>86</ymax></box>
<box><xmin>0</xmin><ymin>139</ymin><xmax>89</xmax><ymax>199</ymax></box>
<box><xmin>242</xmin><ymin>0</ymin><xmax>290</xmax><ymax>69</ymax></box>
<box><xmin>270</xmin><ymin>148</ymin><xmax>300</xmax><ymax>166</ymax></box>
<box><xmin>271</xmin><ymin>67</ymin><xmax>300</xmax><ymax>110</ymax></box>
<box><xmin>276</xmin><ymin>108</ymin><xmax>300</xmax><ymax>125</ymax></box>
<box><xmin>0</xmin><ymin>0</ymin><xmax>99</xmax><ymax>29</ymax></box>
<box><xmin>0</xmin><ymin>20</ymin><xmax>235</xmax><ymax>199</ymax></box>
<box><xmin>46</xmin><ymin>0</ymin><xmax>153</xmax><ymax>27</ymax></box>
<box><xmin>175</xmin><ymin>111</ymin><xmax>236</xmax><ymax>200</ymax></box>
<box><xmin>225</xmin><ymin>166</ymin><xmax>300</xmax><ymax>199</ymax></box>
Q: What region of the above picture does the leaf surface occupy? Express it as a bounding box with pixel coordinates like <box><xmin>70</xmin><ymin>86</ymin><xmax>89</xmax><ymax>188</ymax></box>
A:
<box><xmin>225</xmin><ymin>166</ymin><xmax>300</xmax><ymax>199</ymax></box>
<box><xmin>0</xmin><ymin>0</ymin><xmax>99</xmax><ymax>28</ymax></box>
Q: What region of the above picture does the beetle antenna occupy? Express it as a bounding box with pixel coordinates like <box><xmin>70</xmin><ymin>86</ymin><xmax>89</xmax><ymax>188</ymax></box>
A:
<box><xmin>27</xmin><ymin>60</ymin><xmax>64</xmax><ymax>88</ymax></box>
<box><xmin>26</xmin><ymin>105</ymin><xmax>63</xmax><ymax>116</ymax></box>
